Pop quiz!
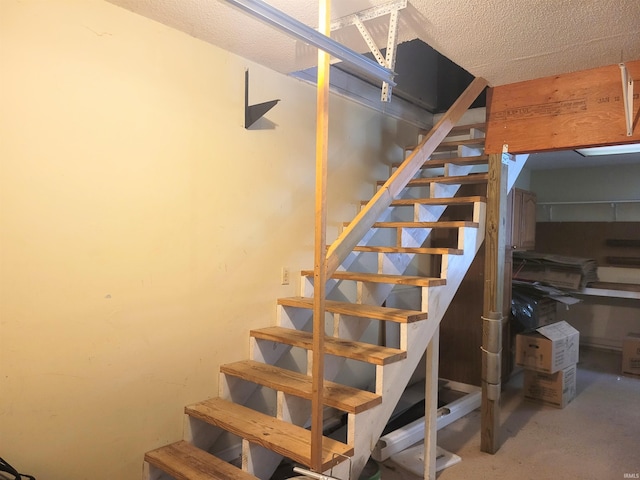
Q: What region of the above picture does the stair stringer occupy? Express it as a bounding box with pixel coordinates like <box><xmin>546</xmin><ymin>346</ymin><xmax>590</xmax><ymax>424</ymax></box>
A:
<box><xmin>344</xmin><ymin>204</ymin><xmax>486</xmax><ymax>479</ymax></box>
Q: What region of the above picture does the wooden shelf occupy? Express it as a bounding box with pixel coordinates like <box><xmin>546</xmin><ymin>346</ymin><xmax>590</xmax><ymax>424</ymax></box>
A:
<box><xmin>579</xmin><ymin>284</ymin><xmax>640</xmax><ymax>300</ymax></box>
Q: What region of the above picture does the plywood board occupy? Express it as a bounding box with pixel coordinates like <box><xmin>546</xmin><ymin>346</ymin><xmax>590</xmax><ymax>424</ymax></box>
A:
<box><xmin>486</xmin><ymin>60</ymin><xmax>640</xmax><ymax>154</ymax></box>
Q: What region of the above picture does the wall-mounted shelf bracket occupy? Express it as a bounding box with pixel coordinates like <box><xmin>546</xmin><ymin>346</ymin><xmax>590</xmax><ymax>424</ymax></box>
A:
<box><xmin>619</xmin><ymin>63</ymin><xmax>635</xmax><ymax>136</ymax></box>
<box><xmin>331</xmin><ymin>0</ymin><xmax>407</xmax><ymax>102</ymax></box>
<box><xmin>244</xmin><ymin>69</ymin><xmax>280</xmax><ymax>128</ymax></box>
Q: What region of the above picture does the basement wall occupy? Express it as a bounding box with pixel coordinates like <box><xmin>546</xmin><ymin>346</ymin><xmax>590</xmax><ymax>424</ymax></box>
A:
<box><xmin>530</xmin><ymin>163</ymin><xmax>640</xmax><ymax>350</ymax></box>
<box><xmin>0</xmin><ymin>1</ymin><xmax>421</xmax><ymax>478</ymax></box>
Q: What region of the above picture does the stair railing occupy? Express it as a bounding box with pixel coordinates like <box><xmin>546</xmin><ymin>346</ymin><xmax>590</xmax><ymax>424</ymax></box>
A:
<box><xmin>310</xmin><ymin>76</ymin><xmax>488</xmax><ymax>473</ymax></box>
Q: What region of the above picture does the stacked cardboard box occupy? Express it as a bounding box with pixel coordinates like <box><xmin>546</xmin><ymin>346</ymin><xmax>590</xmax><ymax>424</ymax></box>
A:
<box><xmin>515</xmin><ymin>321</ymin><xmax>580</xmax><ymax>408</ymax></box>
<box><xmin>622</xmin><ymin>333</ymin><xmax>640</xmax><ymax>377</ymax></box>
<box><xmin>513</xmin><ymin>252</ymin><xmax>598</xmax><ymax>291</ymax></box>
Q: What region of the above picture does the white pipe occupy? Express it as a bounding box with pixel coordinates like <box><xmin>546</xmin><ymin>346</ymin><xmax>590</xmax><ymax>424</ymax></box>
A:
<box><xmin>292</xmin><ymin>466</ymin><xmax>342</xmax><ymax>480</ymax></box>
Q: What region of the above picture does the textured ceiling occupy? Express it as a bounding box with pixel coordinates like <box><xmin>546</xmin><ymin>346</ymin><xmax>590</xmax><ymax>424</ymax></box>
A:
<box><xmin>106</xmin><ymin>0</ymin><xmax>640</xmax><ymax>87</ymax></box>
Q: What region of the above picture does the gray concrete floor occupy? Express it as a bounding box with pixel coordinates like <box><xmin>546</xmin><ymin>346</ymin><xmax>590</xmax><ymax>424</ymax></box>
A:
<box><xmin>379</xmin><ymin>347</ymin><xmax>640</xmax><ymax>480</ymax></box>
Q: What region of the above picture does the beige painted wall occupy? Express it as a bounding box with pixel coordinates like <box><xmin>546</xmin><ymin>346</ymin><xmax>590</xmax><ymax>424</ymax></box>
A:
<box><xmin>0</xmin><ymin>1</ymin><xmax>420</xmax><ymax>478</ymax></box>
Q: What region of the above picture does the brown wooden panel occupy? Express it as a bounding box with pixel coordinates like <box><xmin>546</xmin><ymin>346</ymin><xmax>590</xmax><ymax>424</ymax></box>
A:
<box><xmin>486</xmin><ymin>60</ymin><xmax>640</xmax><ymax>154</ymax></box>
<box><xmin>535</xmin><ymin>222</ymin><xmax>640</xmax><ymax>267</ymax></box>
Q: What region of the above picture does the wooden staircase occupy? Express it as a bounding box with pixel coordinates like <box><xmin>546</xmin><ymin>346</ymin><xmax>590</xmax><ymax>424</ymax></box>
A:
<box><xmin>144</xmin><ymin>80</ymin><xmax>507</xmax><ymax>480</ymax></box>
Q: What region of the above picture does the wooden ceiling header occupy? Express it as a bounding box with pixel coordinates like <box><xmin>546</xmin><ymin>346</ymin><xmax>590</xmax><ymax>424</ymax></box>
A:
<box><xmin>485</xmin><ymin>59</ymin><xmax>640</xmax><ymax>154</ymax></box>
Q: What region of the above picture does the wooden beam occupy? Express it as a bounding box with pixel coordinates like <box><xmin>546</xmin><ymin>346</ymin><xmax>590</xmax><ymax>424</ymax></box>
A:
<box><xmin>311</xmin><ymin>0</ymin><xmax>330</xmax><ymax>472</ymax></box>
<box><xmin>481</xmin><ymin>152</ymin><xmax>507</xmax><ymax>453</ymax></box>
<box><xmin>423</xmin><ymin>326</ymin><xmax>439</xmax><ymax>480</ymax></box>
<box><xmin>485</xmin><ymin>60</ymin><xmax>640</xmax><ymax>154</ymax></box>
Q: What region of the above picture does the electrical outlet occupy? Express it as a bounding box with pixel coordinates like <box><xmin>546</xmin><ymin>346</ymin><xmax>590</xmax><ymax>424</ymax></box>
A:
<box><xmin>281</xmin><ymin>267</ymin><xmax>290</xmax><ymax>285</ymax></box>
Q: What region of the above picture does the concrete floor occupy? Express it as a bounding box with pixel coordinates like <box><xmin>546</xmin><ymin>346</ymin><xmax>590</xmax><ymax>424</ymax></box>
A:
<box><xmin>379</xmin><ymin>347</ymin><xmax>640</xmax><ymax>480</ymax></box>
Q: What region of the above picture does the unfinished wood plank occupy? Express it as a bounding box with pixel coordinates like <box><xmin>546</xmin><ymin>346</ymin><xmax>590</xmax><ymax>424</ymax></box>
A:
<box><xmin>364</xmin><ymin>195</ymin><xmax>486</xmax><ymax>207</ymax></box>
<box><xmin>250</xmin><ymin>326</ymin><xmax>406</xmax><ymax>365</ymax></box>
<box><xmin>366</xmin><ymin>221</ymin><xmax>479</xmax><ymax>229</ymax></box>
<box><xmin>144</xmin><ymin>440</ymin><xmax>259</xmax><ymax>480</ymax></box>
<box><xmin>391</xmin><ymin>155</ymin><xmax>489</xmax><ymax>171</ymax></box>
<box><xmin>221</xmin><ymin>360</ymin><xmax>381</xmax><ymax>413</ymax></box>
<box><xmin>278</xmin><ymin>296</ymin><xmax>427</xmax><ymax>323</ymax></box>
<box><xmin>301</xmin><ymin>270</ymin><xmax>446</xmax><ymax>287</ymax></box>
<box><xmin>587</xmin><ymin>281</ymin><xmax>640</xmax><ymax>292</ymax></box>
<box><xmin>404</xmin><ymin>137</ymin><xmax>485</xmax><ymax>153</ymax></box>
<box><xmin>449</xmin><ymin>122</ymin><xmax>486</xmax><ymax>135</ymax></box>
<box><xmin>435</xmin><ymin>137</ymin><xmax>486</xmax><ymax>151</ymax></box>
<box><xmin>410</xmin><ymin>173</ymin><xmax>488</xmax><ymax>186</ymax></box>
<box><xmin>377</xmin><ymin>173</ymin><xmax>488</xmax><ymax>188</ymax></box>
<box><xmin>325</xmin><ymin>77</ymin><xmax>488</xmax><ymax>276</ymax></box>
<box><xmin>425</xmin><ymin>155</ymin><xmax>491</xmax><ymax>167</ymax></box>
<box><xmin>352</xmin><ymin>246</ymin><xmax>463</xmax><ymax>255</ymax></box>
<box><xmin>485</xmin><ymin>60</ymin><xmax>640</xmax><ymax>154</ymax></box>
<box><xmin>311</xmin><ymin>1</ymin><xmax>332</xmax><ymax>470</ymax></box>
<box><xmin>418</xmin><ymin>122</ymin><xmax>486</xmax><ymax>137</ymax></box>
<box><xmin>185</xmin><ymin>398</ymin><xmax>353</xmax><ymax>472</ymax></box>
<box><xmin>424</xmin><ymin>326</ymin><xmax>440</xmax><ymax>480</ymax></box>
<box><xmin>481</xmin><ymin>152</ymin><xmax>507</xmax><ymax>454</ymax></box>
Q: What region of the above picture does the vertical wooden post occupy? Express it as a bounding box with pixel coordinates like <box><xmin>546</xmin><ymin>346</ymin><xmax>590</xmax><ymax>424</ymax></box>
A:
<box><xmin>311</xmin><ymin>0</ymin><xmax>330</xmax><ymax>472</ymax></box>
<box><xmin>423</xmin><ymin>325</ymin><xmax>439</xmax><ymax>480</ymax></box>
<box><xmin>481</xmin><ymin>152</ymin><xmax>507</xmax><ymax>453</ymax></box>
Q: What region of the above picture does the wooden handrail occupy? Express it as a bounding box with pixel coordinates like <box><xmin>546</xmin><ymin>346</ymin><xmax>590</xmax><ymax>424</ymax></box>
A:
<box><xmin>325</xmin><ymin>77</ymin><xmax>488</xmax><ymax>277</ymax></box>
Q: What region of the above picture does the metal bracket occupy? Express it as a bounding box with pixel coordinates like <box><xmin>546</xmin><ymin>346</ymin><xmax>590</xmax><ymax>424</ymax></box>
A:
<box><xmin>244</xmin><ymin>69</ymin><xmax>280</xmax><ymax>128</ymax></box>
<box><xmin>225</xmin><ymin>0</ymin><xmax>396</xmax><ymax>86</ymax></box>
<box><xmin>331</xmin><ymin>0</ymin><xmax>407</xmax><ymax>102</ymax></box>
<box><xmin>619</xmin><ymin>63</ymin><xmax>635</xmax><ymax>136</ymax></box>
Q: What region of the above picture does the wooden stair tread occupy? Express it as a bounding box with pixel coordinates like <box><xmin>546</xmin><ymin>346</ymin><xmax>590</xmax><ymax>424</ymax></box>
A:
<box><xmin>392</xmin><ymin>155</ymin><xmax>489</xmax><ymax>170</ymax></box>
<box><xmin>352</xmin><ymin>245</ymin><xmax>463</xmax><ymax>255</ymax></box>
<box><xmin>278</xmin><ymin>296</ymin><xmax>427</xmax><ymax>323</ymax></box>
<box><xmin>145</xmin><ymin>440</ymin><xmax>258</xmax><ymax>480</ymax></box>
<box><xmin>376</xmin><ymin>173</ymin><xmax>489</xmax><ymax>187</ymax></box>
<box><xmin>419</xmin><ymin>123</ymin><xmax>485</xmax><ymax>136</ymax></box>
<box><xmin>221</xmin><ymin>359</ymin><xmax>381</xmax><ymax>413</ymax></box>
<box><xmin>388</xmin><ymin>195</ymin><xmax>486</xmax><ymax>206</ymax></box>
<box><xmin>436</xmin><ymin>137</ymin><xmax>486</xmax><ymax>149</ymax></box>
<box><xmin>251</xmin><ymin>326</ymin><xmax>406</xmax><ymax>365</ymax></box>
<box><xmin>409</xmin><ymin>173</ymin><xmax>488</xmax><ymax>185</ymax></box>
<box><xmin>185</xmin><ymin>397</ymin><xmax>353</xmax><ymax>471</ymax></box>
<box><xmin>376</xmin><ymin>173</ymin><xmax>488</xmax><ymax>187</ymax></box>
<box><xmin>361</xmin><ymin>195</ymin><xmax>485</xmax><ymax>207</ymax></box>
<box><xmin>405</xmin><ymin>137</ymin><xmax>485</xmax><ymax>152</ymax></box>
<box><xmin>302</xmin><ymin>270</ymin><xmax>446</xmax><ymax>287</ymax></box>
<box><xmin>448</xmin><ymin>122</ymin><xmax>486</xmax><ymax>134</ymax></box>
<box><xmin>367</xmin><ymin>220</ymin><xmax>478</xmax><ymax>228</ymax></box>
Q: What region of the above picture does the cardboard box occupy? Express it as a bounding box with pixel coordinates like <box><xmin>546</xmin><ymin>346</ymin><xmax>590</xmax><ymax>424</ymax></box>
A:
<box><xmin>523</xmin><ymin>364</ymin><xmax>577</xmax><ymax>408</ymax></box>
<box><xmin>516</xmin><ymin>321</ymin><xmax>579</xmax><ymax>373</ymax></box>
<box><xmin>622</xmin><ymin>332</ymin><xmax>640</xmax><ymax>377</ymax></box>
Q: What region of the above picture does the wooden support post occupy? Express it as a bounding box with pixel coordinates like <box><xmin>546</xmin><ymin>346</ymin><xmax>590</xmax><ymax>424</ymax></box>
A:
<box><xmin>481</xmin><ymin>152</ymin><xmax>507</xmax><ymax>453</ymax></box>
<box><xmin>311</xmin><ymin>0</ymin><xmax>330</xmax><ymax>472</ymax></box>
<box><xmin>423</xmin><ymin>326</ymin><xmax>439</xmax><ymax>480</ymax></box>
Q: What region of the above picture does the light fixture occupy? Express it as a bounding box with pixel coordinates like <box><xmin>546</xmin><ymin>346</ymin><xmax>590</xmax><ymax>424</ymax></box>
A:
<box><xmin>575</xmin><ymin>144</ymin><xmax>640</xmax><ymax>156</ymax></box>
